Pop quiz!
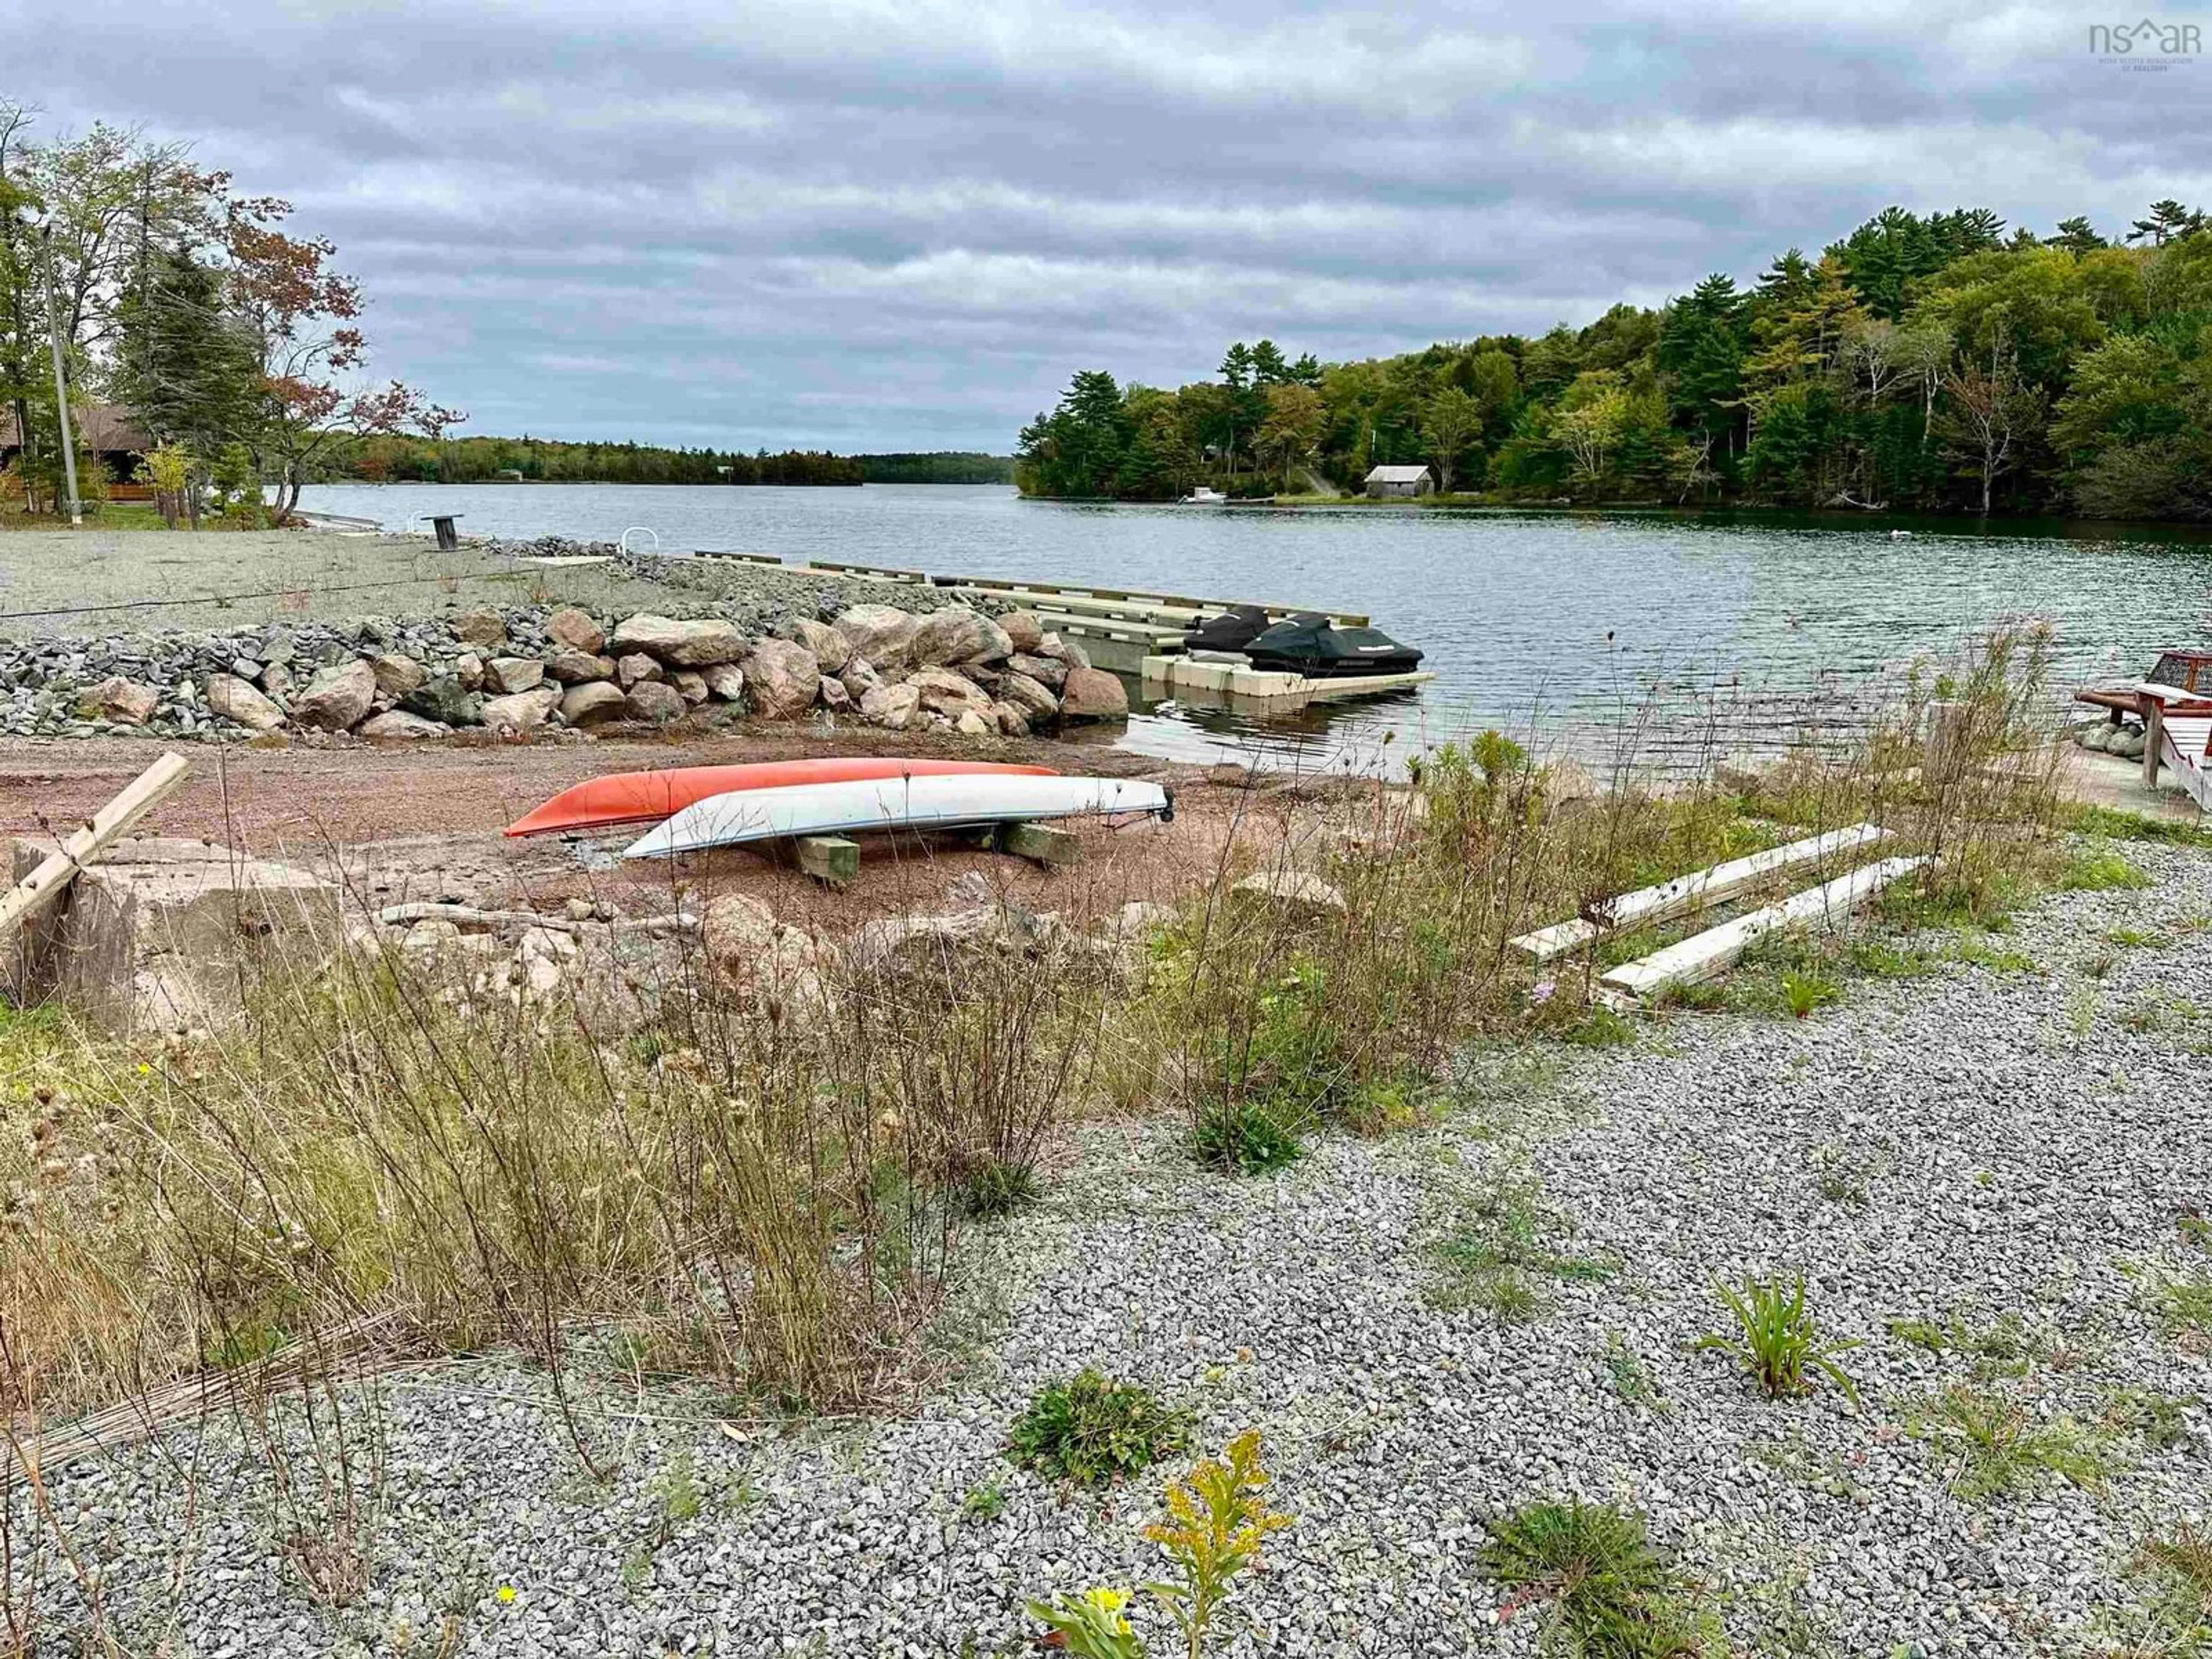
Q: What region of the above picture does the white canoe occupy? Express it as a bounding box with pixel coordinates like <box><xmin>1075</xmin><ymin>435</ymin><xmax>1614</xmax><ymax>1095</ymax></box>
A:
<box><xmin>623</xmin><ymin>773</ymin><xmax>1174</xmax><ymax>859</ymax></box>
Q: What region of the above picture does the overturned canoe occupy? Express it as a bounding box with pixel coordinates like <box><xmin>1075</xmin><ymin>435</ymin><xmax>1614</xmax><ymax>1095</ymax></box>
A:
<box><xmin>624</xmin><ymin>773</ymin><xmax>1173</xmax><ymax>859</ymax></box>
<box><xmin>504</xmin><ymin>759</ymin><xmax>1056</xmax><ymax>838</ymax></box>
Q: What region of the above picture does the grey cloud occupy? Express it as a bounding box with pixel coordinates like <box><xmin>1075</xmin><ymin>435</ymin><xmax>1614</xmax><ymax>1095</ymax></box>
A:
<box><xmin>16</xmin><ymin>0</ymin><xmax>2211</xmax><ymax>448</ymax></box>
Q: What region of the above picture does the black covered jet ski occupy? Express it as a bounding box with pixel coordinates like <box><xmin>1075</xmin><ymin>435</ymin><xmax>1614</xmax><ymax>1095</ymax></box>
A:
<box><xmin>1243</xmin><ymin>612</ymin><xmax>1425</xmax><ymax>677</ymax></box>
<box><xmin>1183</xmin><ymin>604</ymin><xmax>1272</xmax><ymax>653</ymax></box>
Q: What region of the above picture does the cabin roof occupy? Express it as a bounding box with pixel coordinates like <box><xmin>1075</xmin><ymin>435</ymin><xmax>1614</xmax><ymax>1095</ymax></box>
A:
<box><xmin>0</xmin><ymin>403</ymin><xmax>151</xmax><ymax>453</ymax></box>
<box><xmin>1364</xmin><ymin>464</ymin><xmax>1432</xmax><ymax>483</ymax></box>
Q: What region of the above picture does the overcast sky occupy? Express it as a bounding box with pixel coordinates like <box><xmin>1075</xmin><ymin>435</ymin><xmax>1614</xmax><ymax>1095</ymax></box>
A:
<box><xmin>20</xmin><ymin>1</ymin><xmax>2212</xmax><ymax>451</ymax></box>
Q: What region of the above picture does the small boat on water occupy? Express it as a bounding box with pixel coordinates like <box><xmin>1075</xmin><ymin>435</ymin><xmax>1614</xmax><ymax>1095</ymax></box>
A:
<box><xmin>1177</xmin><ymin>487</ymin><xmax>1229</xmax><ymax>505</ymax></box>
<box><xmin>505</xmin><ymin>758</ymin><xmax>1056</xmax><ymax>838</ymax></box>
<box><xmin>625</xmin><ymin>773</ymin><xmax>1173</xmax><ymax>859</ymax></box>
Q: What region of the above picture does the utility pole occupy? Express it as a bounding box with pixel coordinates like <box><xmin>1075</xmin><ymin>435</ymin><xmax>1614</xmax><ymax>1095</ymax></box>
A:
<box><xmin>37</xmin><ymin>224</ymin><xmax>79</xmax><ymax>527</ymax></box>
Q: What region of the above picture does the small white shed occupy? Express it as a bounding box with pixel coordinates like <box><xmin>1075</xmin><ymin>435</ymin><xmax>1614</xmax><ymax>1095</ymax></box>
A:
<box><xmin>1365</xmin><ymin>464</ymin><xmax>1434</xmax><ymax>499</ymax></box>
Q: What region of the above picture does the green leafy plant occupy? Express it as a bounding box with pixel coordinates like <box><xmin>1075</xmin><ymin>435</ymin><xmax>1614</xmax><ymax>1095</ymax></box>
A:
<box><xmin>961</xmin><ymin>1478</ymin><xmax>1007</xmax><ymax>1521</ymax></box>
<box><xmin>1028</xmin><ymin>1588</ymin><xmax>1146</xmax><ymax>1659</ymax></box>
<box><xmin>1192</xmin><ymin>1100</ymin><xmax>1304</xmax><ymax>1176</ymax></box>
<box><xmin>1007</xmin><ymin>1370</ymin><xmax>1190</xmax><ymax>1487</ymax></box>
<box><xmin>2060</xmin><ymin>846</ymin><xmax>2152</xmax><ymax>891</ymax></box>
<box><xmin>1696</xmin><ymin>1275</ymin><xmax>1861</xmax><ymax>1403</ymax></box>
<box><xmin>1911</xmin><ymin>1384</ymin><xmax>2113</xmax><ymax>1501</ymax></box>
<box><xmin>1483</xmin><ymin>1499</ymin><xmax>1718</xmax><ymax>1658</ymax></box>
<box><xmin>1780</xmin><ymin>971</ymin><xmax>1839</xmax><ymax>1020</ymax></box>
<box><xmin>1562</xmin><ymin>1006</ymin><xmax>1638</xmax><ymax>1048</ymax></box>
<box><xmin>1142</xmin><ymin>1430</ymin><xmax>1295</xmax><ymax>1659</ymax></box>
<box><xmin>956</xmin><ymin>1159</ymin><xmax>1039</xmax><ymax>1219</ymax></box>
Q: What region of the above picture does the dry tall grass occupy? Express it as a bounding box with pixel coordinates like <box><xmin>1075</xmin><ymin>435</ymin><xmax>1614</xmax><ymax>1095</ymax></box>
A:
<box><xmin>0</xmin><ymin>624</ymin><xmax>2074</xmax><ymax>1444</ymax></box>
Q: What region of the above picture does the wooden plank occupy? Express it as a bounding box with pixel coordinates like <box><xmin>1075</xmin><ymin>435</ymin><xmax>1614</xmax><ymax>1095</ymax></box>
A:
<box><xmin>995</xmin><ymin>821</ymin><xmax>1081</xmax><ymax>866</ymax></box>
<box><xmin>1513</xmin><ymin>823</ymin><xmax>1889</xmax><ymax>959</ymax></box>
<box><xmin>1586</xmin><ymin>823</ymin><xmax>1890</xmax><ymax>929</ymax></box>
<box><xmin>0</xmin><ymin>753</ymin><xmax>191</xmax><ymax>940</ymax></box>
<box><xmin>1599</xmin><ymin>855</ymin><xmax>1929</xmax><ymax>999</ymax></box>
<box><xmin>800</xmin><ymin>558</ymin><xmax>929</xmax><ymax>584</ymax></box>
<box><xmin>2144</xmin><ymin>695</ymin><xmax>2166</xmax><ymax>787</ymax></box>
<box><xmin>936</xmin><ymin>573</ymin><xmax>1369</xmax><ymax>627</ymax></box>
<box><xmin>1509</xmin><ymin>916</ymin><xmax>1603</xmax><ymax>964</ymax></box>
<box><xmin>793</xmin><ymin>835</ymin><xmax>859</xmax><ymax>886</ymax></box>
<box><xmin>694</xmin><ymin>549</ymin><xmax>784</xmax><ymax>566</ymax></box>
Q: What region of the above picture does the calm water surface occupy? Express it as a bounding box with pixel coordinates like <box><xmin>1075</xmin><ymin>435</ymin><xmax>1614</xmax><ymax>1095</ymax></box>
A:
<box><xmin>300</xmin><ymin>483</ymin><xmax>2212</xmax><ymax>774</ymax></box>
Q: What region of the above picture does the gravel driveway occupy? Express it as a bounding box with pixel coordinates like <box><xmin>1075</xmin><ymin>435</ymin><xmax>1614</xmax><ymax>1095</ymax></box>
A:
<box><xmin>29</xmin><ymin>839</ymin><xmax>2212</xmax><ymax>1657</ymax></box>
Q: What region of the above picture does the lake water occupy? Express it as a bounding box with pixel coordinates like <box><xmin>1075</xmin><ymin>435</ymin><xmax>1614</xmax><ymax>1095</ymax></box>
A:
<box><xmin>299</xmin><ymin>482</ymin><xmax>2212</xmax><ymax>775</ymax></box>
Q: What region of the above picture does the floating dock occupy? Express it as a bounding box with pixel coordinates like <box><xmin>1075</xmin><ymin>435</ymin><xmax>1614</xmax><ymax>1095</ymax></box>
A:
<box><xmin>666</xmin><ymin>548</ymin><xmax>1411</xmax><ymax>690</ymax></box>
<box><xmin>1141</xmin><ymin>655</ymin><xmax>1432</xmax><ymax>704</ymax></box>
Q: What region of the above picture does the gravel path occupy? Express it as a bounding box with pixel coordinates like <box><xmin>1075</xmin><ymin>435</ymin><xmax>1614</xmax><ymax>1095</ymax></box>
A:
<box><xmin>29</xmin><ymin>840</ymin><xmax>2212</xmax><ymax>1657</ymax></box>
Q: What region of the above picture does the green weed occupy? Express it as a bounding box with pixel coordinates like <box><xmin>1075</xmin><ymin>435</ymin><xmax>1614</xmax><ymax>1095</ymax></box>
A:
<box><xmin>1561</xmin><ymin>1006</ymin><xmax>1638</xmax><ymax>1049</ymax></box>
<box><xmin>1911</xmin><ymin>1385</ymin><xmax>2114</xmax><ymax>1501</ymax></box>
<box><xmin>1482</xmin><ymin>1500</ymin><xmax>1721</xmax><ymax>1658</ymax></box>
<box><xmin>1006</xmin><ymin>1370</ymin><xmax>1190</xmax><ymax>1488</ymax></box>
<box><xmin>1601</xmin><ymin>1331</ymin><xmax>1662</xmax><ymax>1408</ymax></box>
<box><xmin>1432</xmin><ymin>1166</ymin><xmax>1617</xmax><ymax>1322</ymax></box>
<box><xmin>1781</xmin><ymin>972</ymin><xmax>1839</xmax><ymax>1020</ymax></box>
<box><xmin>2060</xmin><ymin>846</ymin><xmax>2153</xmax><ymax>892</ymax></box>
<box><xmin>1697</xmin><ymin>1275</ymin><xmax>1861</xmax><ymax>1404</ymax></box>
<box><xmin>1810</xmin><ymin>1143</ymin><xmax>1877</xmax><ymax>1207</ymax></box>
<box><xmin>955</xmin><ymin>1158</ymin><xmax>1040</xmax><ymax>1220</ymax></box>
<box><xmin>961</xmin><ymin>1479</ymin><xmax>1007</xmax><ymax>1521</ymax></box>
<box><xmin>1192</xmin><ymin>1099</ymin><xmax>1305</xmax><ymax>1175</ymax></box>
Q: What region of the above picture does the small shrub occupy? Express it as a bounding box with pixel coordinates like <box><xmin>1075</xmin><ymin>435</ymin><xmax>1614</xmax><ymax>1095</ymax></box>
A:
<box><xmin>1027</xmin><ymin>1587</ymin><xmax>1144</xmax><ymax>1659</ymax></box>
<box><xmin>1697</xmin><ymin>1275</ymin><xmax>1861</xmax><ymax>1403</ymax></box>
<box><xmin>956</xmin><ymin>1160</ymin><xmax>1040</xmax><ymax>1219</ymax></box>
<box><xmin>1780</xmin><ymin>972</ymin><xmax>1839</xmax><ymax>1020</ymax></box>
<box><xmin>1482</xmin><ymin>1499</ymin><xmax>1716</xmax><ymax>1658</ymax></box>
<box><xmin>2060</xmin><ymin>846</ymin><xmax>2152</xmax><ymax>892</ymax></box>
<box><xmin>1912</xmin><ymin>1384</ymin><xmax>2113</xmax><ymax>1501</ymax></box>
<box><xmin>1192</xmin><ymin>1100</ymin><xmax>1304</xmax><ymax>1175</ymax></box>
<box><xmin>1007</xmin><ymin>1370</ymin><xmax>1189</xmax><ymax>1487</ymax></box>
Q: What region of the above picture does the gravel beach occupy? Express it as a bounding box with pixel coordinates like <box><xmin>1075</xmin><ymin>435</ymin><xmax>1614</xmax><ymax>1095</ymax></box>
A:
<box><xmin>26</xmin><ymin>838</ymin><xmax>2212</xmax><ymax>1657</ymax></box>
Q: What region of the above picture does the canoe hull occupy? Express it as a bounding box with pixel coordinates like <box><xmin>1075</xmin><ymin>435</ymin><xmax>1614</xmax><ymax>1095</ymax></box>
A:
<box><xmin>505</xmin><ymin>759</ymin><xmax>1056</xmax><ymax>838</ymax></box>
<box><xmin>624</xmin><ymin>774</ymin><xmax>1173</xmax><ymax>859</ymax></box>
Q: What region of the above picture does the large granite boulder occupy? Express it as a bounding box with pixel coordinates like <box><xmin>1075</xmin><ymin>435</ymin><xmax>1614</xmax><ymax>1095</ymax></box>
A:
<box><xmin>560</xmin><ymin>681</ymin><xmax>628</xmax><ymax>727</ymax></box>
<box><xmin>790</xmin><ymin>618</ymin><xmax>850</xmax><ymax>674</ymax></box>
<box><xmin>609</xmin><ymin>613</ymin><xmax>747</xmax><ymax>667</ymax></box>
<box><xmin>858</xmin><ymin>682</ymin><xmax>921</xmax><ymax>730</ymax></box>
<box><xmin>356</xmin><ymin>710</ymin><xmax>448</xmax><ymax>740</ymax></box>
<box><xmin>78</xmin><ymin>676</ymin><xmax>157</xmax><ymax>726</ymax></box>
<box><xmin>544</xmin><ymin>647</ymin><xmax>613</xmax><ymax>685</ymax></box>
<box><xmin>740</xmin><ymin>638</ymin><xmax>821</xmax><ymax>718</ymax></box>
<box><xmin>291</xmin><ymin>660</ymin><xmax>377</xmax><ymax>732</ymax></box>
<box><xmin>481</xmin><ymin>687</ymin><xmax>562</xmax><ymax>732</ymax></box>
<box><xmin>623</xmin><ymin>681</ymin><xmax>687</xmax><ymax>724</ymax></box>
<box><xmin>402</xmin><ymin>676</ymin><xmax>483</xmax><ymax>726</ymax></box>
<box><xmin>369</xmin><ymin>653</ymin><xmax>428</xmax><ymax>697</ymax></box>
<box><xmin>831</xmin><ymin>605</ymin><xmax>921</xmax><ymax>671</ymax></box>
<box><xmin>997</xmin><ymin>671</ymin><xmax>1059</xmax><ymax>722</ymax></box>
<box><xmin>908</xmin><ymin>665</ymin><xmax>994</xmax><ymax>718</ymax></box>
<box><xmin>484</xmin><ymin>656</ymin><xmax>546</xmax><ymax>695</ymax></box>
<box><xmin>1058</xmin><ymin>666</ymin><xmax>1128</xmax><ymax>722</ymax></box>
<box><xmin>545</xmin><ymin>607</ymin><xmax>607</xmax><ymax>654</ymax></box>
<box><xmin>912</xmin><ymin>605</ymin><xmax>1011</xmax><ymax>666</ymax></box>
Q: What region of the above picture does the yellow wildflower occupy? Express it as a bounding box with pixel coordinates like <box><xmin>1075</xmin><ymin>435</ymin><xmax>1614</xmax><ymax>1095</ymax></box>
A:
<box><xmin>495</xmin><ymin>1585</ymin><xmax>517</xmax><ymax>1605</ymax></box>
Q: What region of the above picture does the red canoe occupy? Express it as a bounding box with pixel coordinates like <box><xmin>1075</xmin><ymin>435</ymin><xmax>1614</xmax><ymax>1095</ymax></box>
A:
<box><xmin>503</xmin><ymin>759</ymin><xmax>1059</xmax><ymax>838</ymax></box>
